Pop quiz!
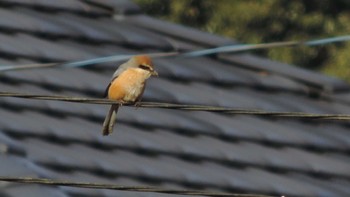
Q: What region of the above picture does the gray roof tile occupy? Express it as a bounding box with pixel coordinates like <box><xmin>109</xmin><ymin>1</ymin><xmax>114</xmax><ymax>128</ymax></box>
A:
<box><xmin>85</xmin><ymin>0</ymin><xmax>141</xmax><ymax>15</ymax></box>
<box><xmin>331</xmin><ymin>92</ymin><xmax>350</xmax><ymax>104</ymax></box>
<box><xmin>0</xmin><ymin>155</ymin><xmax>36</xmax><ymax>177</ymax></box>
<box><xmin>0</xmin><ymin>110</ymin><xmax>46</xmax><ymax>135</ymax></box>
<box><xmin>0</xmin><ymin>1</ymin><xmax>349</xmax><ymax>197</ymax></box>
<box><xmin>125</xmin><ymin>15</ymin><xmax>235</xmax><ymax>47</ymax></box>
<box><xmin>289</xmin><ymin>173</ymin><xmax>350</xmax><ymax>197</ymax></box>
<box><xmin>21</xmin><ymin>139</ymin><xmax>99</xmax><ymax>169</ymax></box>
<box><xmin>0</xmin><ymin>33</ymin><xmax>93</xmax><ymax>60</ymax></box>
<box><xmin>0</xmin><ymin>8</ymin><xmax>80</xmax><ymax>36</ymax></box>
<box><xmin>156</xmin><ymin>57</ymin><xmax>310</xmax><ymax>92</ymax></box>
<box><xmin>0</xmin><ymin>0</ymin><xmax>107</xmax><ymax>14</ymax></box>
<box><xmin>56</xmin><ymin>171</ymin><xmax>200</xmax><ymax>197</ymax></box>
<box><xmin>0</xmin><ymin>132</ymin><xmax>25</xmax><ymax>155</ymax></box>
<box><xmin>245</xmin><ymin>168</ymin><xmax>333</xmax><ymax>197</ymax></box>
<box><xmin>284</xmin><ymin>148</ymin><xmax>350</xmax><ymax>176</ymax></box>
<box><xmin>4</xmin><ymin>185</ymin><xmax>68</xmax><ymax>197</ymax></box>
<box><xmin>3</xmin><ymin>67</ymin><xmax>107</xmax><ymax>94</ymax></box>
<box><xmin>221</xmin><ymin>54</ymin><xmax>350</xmax><ymax>92</ymax></box>
<box><xmin>118</xmin><ymin>108</ymin><xmax>218</xmax><ymax>133</ymax></box>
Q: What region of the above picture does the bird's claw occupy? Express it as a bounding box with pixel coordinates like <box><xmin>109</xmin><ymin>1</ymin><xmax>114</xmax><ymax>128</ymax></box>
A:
<box><xmin>118</xmin><ymin>100</ymin><xmax>125</xmax><ymax>107</ymax></box>
<box><xmin>134</xmin><ymin>102</ymin><xmax>141</xmax><ymax>109</ymax></box>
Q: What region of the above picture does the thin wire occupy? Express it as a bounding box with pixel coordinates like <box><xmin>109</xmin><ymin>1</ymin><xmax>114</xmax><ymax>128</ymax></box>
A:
<box><xmin>0</xmin><ymin>63</ymin><xmax>59</xmax><ymax>72</ymax></box>
<box><xmin>306</xmin><ymin>35</ymin><xmax>350</xmax><ymax>45</ymax></box>
<box><xmin>62</xmin><ymin>52</ymin><xmax>179</xmax><ymax>68</ymax></box>
<box><xmin>1</xmin><ymin>91</ymin><xmax>350</xmax><ymax>120</ymax></box>
<box><xmin>0</xmin><ymin>52</ymin><xmax>178</xmax><ymax>72</ymax></box>
<box><xmin>182</xmin><ymin>35</ymin><xmax>350</xmax><ymax>57</ymax></box>
<box><xmin>0</xmin><ymin>35</ymin><xmax>349</xmax><ymax>72</ymax></box>
<box><xmin>0</xmin><ymin>176</ymin><xmax>275</xmax><ymax>197</ymax></box>
<box><xmin>182</xmin><ymin>41</ymin><xmax>298</xmax><ymax>57</ymax></box>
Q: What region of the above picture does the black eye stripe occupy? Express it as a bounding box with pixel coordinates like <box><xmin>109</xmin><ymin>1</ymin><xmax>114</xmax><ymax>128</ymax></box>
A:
<box><xmin>139</xmin><ymin>65</ymin><xmax>151</xmax><ymax>71</ymax></box>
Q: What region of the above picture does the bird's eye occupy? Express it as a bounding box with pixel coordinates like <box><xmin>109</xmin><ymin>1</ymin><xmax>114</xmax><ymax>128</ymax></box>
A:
<box><xmin>139</xmin><ymin>65</ymin><xmax>151</xmax><ymax>71</ymax></box>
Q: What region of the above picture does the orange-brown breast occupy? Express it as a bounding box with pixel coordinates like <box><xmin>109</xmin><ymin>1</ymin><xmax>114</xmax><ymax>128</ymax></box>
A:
<box><xmin>108</xmin><ymin>68</ymin><xmax>149</xmax><ymax>102</ymax></box>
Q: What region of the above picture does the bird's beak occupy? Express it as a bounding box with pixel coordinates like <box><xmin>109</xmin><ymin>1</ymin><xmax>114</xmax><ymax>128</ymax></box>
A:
<box><xmin>151</xmin><ymin>70</ymin><xmax>158</xmax><ymax>76</ymax></box>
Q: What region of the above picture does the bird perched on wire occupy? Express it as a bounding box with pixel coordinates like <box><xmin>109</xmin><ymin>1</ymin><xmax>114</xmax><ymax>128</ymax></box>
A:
<box><xmin>102</xmin><ymin>55</ymin><xmax>158</xmax><ymax>136</ymax></box>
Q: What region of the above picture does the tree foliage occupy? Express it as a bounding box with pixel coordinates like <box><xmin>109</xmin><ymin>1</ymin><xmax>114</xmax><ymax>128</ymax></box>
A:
<box><xmin>135</xmin><ymin>0</ymin><xmax>350</xmax><ymax>82</ymax></box>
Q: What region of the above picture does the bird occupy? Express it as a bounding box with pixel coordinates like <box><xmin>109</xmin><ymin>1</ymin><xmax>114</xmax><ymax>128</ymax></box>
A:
<box><xmin>102</xmin><ymin>55</ymin><xmax>158</xmax><ymax>136</ymax></box>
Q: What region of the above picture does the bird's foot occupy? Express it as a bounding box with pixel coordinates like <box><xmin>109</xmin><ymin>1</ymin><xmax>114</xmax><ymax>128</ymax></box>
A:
<box><xmin>134</xmin><ymin>102</ymin><xmax>142</xmax><ymax>109</ymax></box>
<box><xmin>118</xmin><ymin>100</ymin><xmax>125</xmax><ymax>107</ymax></box>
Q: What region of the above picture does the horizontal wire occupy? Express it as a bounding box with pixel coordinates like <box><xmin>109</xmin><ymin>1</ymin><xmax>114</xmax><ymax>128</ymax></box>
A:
<box><xmin>182</xmin><ymin>41</ymin><xmax>298</xmax><ymax>57</ymax></box>
<box><xmin>1</xmin><ymin>91</ymin><xmax>350</xmax><ymax>120</ymax></box>
<box><xmin>0</xmin><ymin>52</ymin><xmax>179</xmax><ymax>72</ymax></box>
<box><xmin>0</xmin><ymin>63</ymin><xmax>59</xmax><ymax>72</ymax></box>
<box><xmin>61</xmin><ymin>51</ymin><xmax>179</xmax><ymax>68</ymax></box>
<box><xmin>0</xmin><ymin>176</ymin><xmax>274</xmax><ymax>197</ymax></box>
<box><xmin>182</xmin><ymin>35</ymin><xmax>350</xmax><ymax>57</ymax></box>
<box><xmin>0</xmin><ymin>35</ymin><xmax>349</xmax><ymax>72</ymax></box>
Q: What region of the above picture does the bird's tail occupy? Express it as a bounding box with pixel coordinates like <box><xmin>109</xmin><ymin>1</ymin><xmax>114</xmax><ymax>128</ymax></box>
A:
<box><xmin>102</xmin><ymin>104</ymin><xmax>119</xmax><ymax>136</ymax></box>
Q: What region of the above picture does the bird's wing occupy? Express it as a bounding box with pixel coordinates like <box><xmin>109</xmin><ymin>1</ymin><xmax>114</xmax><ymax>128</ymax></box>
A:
<box><xmin>103</xmin><ymin>82</ymin><xmax>112</xmax><ymax>98</ymax></box>
<box><xmin>112</xmin><ymin>61</ymin><xmax>130</xmax><ymax>79</ymax></box>
<box><xmin>104</xmin><ymin>62</ymin><xmax>128</xmax><ymax>98</ymax></box>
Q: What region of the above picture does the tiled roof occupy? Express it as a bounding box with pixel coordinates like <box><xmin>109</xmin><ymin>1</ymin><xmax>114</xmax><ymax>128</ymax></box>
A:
<box><xmin>0</xmin><ymin>0</ymin><xmax>350</xmax><ymax>197</ymax></box>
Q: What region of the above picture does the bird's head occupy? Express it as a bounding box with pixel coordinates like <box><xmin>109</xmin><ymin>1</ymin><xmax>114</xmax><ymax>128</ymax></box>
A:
<box><xmin>131</xmin><ymin>55</ymin><xmax>158</xmax><ymax>76</ymax></box>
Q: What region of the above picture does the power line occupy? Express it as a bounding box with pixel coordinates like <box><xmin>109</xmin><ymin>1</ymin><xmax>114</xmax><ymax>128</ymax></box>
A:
<box><xmin>0</xmin><ymin>35</ymin><xmax>349</xmax><ymax>72</ymax></box>
<box><xmin>0</xmin><ymin>63</ymin><xmax>59</xmax><ymax>72</ymax></box>
<box><xmin>182</xmin><ymin>41</ymin><xmax>298</xmax><ymax>57</ymax></box>
<box><xmin>1</xmin><ymin>91</ymin><xmax>350</xmax><ymax>121</ymax></box>
<box><xmin>182</xmin><ymin>35</ymin><xmax>350</xmax><ymax>57</ymax></box>
<box><xmin>0</xmin><ymin>176</ymin><xmax>275</xmax><ymax>197</ymax></box>
<box><xmin>0</xmin><ymin>52</ymin><xmax>178</xmax><ymax>72</ymax></box>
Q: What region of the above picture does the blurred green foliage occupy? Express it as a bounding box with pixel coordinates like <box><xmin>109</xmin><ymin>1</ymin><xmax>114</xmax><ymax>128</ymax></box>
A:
<box><xmin>135</xmin><ymin>0</ymin><xmax>350</xmax><ymax>82</ymax></box>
